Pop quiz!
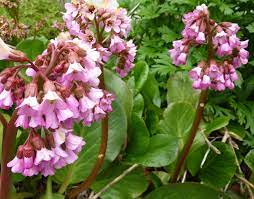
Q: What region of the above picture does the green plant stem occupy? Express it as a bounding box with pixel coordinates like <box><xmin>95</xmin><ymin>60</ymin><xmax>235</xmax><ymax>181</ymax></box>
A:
<box><xmin>58</xmin><ymin>164</ymin><xmax>75</xmax><ymax>194</ymax></box>
<box><xmin>46</xmin><ymin>176</ymin><xmax>53</xmax><ymax>199</ymax></box>
<box><xmin>0</xmin><ymin>111</ymin><xmax>18</xmax><ymax>199</ymax></box>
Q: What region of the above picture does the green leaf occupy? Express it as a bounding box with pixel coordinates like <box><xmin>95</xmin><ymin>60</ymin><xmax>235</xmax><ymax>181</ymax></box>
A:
<box><xmin>186</xmin><ymin>144</ymin><xmax>207</xmax><ymax>176</ymax></box>
<box><xmin>167</xmin><ymin>72</ymin><xmax>200</xmax><ymax>107</ymax></box>
<box><xmin>53</xmin><ymin>101</ymin><xmax>127</xmax><ymax>184</ymax></box>
<box><xmin>16</xmin><ymin>38</ymin><xmax>46</xmax><ymax>60</ymax></box>
<box><xmin>127</xmin><ymin>113</ymin><xmax>150</xmax><ymax>155</ymax></box>
<box><xmin>142</xmin><ymin>73</ymin><xmax>161</xmax><ymax>107</ymax></box>
<box><xmin>204</xmin><ymin>116</ymin><xmax>230</xmax><ymax>135</ymax></box>
<box><xmin>158</xmin><ymin>25</ymin><xmax>179</xmax><ymax>43</ymax></box>
<box><xmin>92</xmin><ymin>164</ymin><xmax>149</xmax><ymax>199</ymax></box>
<box><xmin>105</xmin><ymin>69</ymin><xmax>133</xmax><ymax>121</ymax></box>
<box><xmin>245</xmin><ymin>149</ymin><xmax>254</xmax><ymax>172</ymax></box>
<box><xmin>158</xmin><ymin>102</ymin><xmax>195</xmax><ymax>149</ymax></box>
<box><xmin>199</xmin><ymin>142</ymin><xmax>237</xmax><ymax>188</ymax></box>
<box><xmin>145</xmin><ymin>183</ymin><xmax>231</xmax><ymax>199</ymax></box>
<box><xmin>125</xmin><ymin>134</ymin><xmax>178</xmax><ymax>167</ymax></box>
<box><xmin>133</xmin><ymin>61</ymin><xmax>149</xmax><ymax>94</ymax></box>
<box><xmin>227</xmin><ymin>124</ymin><xmax>246</xmax><ymax>141</ymax></box>
<box><xmin>133</xmin><ymin>94</ymin><xmax>144</xmax><ymax>117</ymax></box>
<box><xmin>246</xmin><ymin>22</ymin><xmax>254</xmax><ymax>33</ymax></box>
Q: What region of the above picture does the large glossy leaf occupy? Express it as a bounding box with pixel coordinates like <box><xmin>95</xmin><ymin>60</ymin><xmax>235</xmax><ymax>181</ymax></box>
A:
<box><xmin>145</xmin><ymin>183</ymin><xmax>231</xmax><ymax>199</ymax></box>
<box><xmin>92</xmin><ymin>164</ymin><xmax>149</xmax><ymax>199</ymax></box>
<box><xmin>126</xmin><ymin>113</ymin><xmax>150</xmax><ymax>155</ymax></box>
<box><xmin>125</xmin><ymin>134</ymin><xmax>178</xmax><ymax>167</ymax></box>
<box><xmin>133</xmin><ymin>61</ymin><xmax>149</xmax><ymax>94</ymax></box>
<box><xmin>104</xmin><ymin>69</ymin><xmax>133</xmax><ymax>121</ymax></box>
<box><xmin>158</xmin><ymin>102</ymin><xmax>195</xmax><ymax>149</ymax></box>
<box><xmin>199</xmin><ymin>142</ymin><xmax>237</xmax><ymax>188</ymax></box>
<box><xmin>53</xmin><ymin>101</ymin><xmax>127</xmax><ymax>184</ymax></box>
<box><xmin>167</xmin><ymin>72</ymin><xmax>200</xmax><ymax>107</ymax></box>
<box><xmin>16</xmin><ymin>38</ymin><xmax>46</xmax><ymax>60</ymax></box>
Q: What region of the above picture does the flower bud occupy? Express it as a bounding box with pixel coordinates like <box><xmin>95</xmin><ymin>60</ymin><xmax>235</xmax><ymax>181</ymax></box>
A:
<box><xmin>46</xmin><ymin>133</ymin><xmax>55</xmax><ymax>148</ymax></box>
<box><xmin>25</xmin><ymin>83</ymin><xmax>38</xmax><ymax>98</ymax></box>
<box><xmin>43</xmin><ymin>80</ymin><xmax>56</xmax><ymax>93</ymax></box>
<box><xmin>31</xmin><ymin>134</ymin><xmax>45</xmax><ymax>151</ymax></box>
<box><xmin>74</xmin><ymin>86</ymin><xmax>85</xmax><ymax>99</ymax></box>
<box><xmin>5</xmin><ymin>77</ymin><xmax>16</xmax><ymax>90</ymax></box>
<box><xmin>17</xmin><ymin>145</ymin><xmax>24</xmax><ymax>159</ymax></box>
<box><xmin>23</xmin><ymin>143</ymin><xmax>35</xmax><ymax>158</ymax></box>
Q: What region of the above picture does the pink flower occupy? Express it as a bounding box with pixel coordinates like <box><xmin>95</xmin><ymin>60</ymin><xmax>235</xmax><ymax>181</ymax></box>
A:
<box><xmin>189</xmin><ymin>67</ymin><xmax>202</xmax><ymax>80</ymax></box>
<box><xmin>34</xmin><ymin>148</ymin><xmax>55</xmax><ymax>165</ymax></box>
<box><xmin>169</xmin><ymin>40</ymin><xmax>188</xmax><ymax>66</ymax></box>
<box><xmin>40</xmin><ymin>88</ymin><xmax>73</xmax><ymax>129</ymax></box>
<box><xmin>0</xmin><ymin>89</ymin><xmax>13</xmax><ymax>109</ymax></box>
<box><xmin>0</xmin><ymin>37</ymin><xmax>27</xmax><ymax>62</ymax></box>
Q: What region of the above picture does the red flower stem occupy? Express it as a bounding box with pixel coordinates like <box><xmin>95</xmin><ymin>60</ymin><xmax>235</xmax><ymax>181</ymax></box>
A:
<box><xmin>171</xmin><ymin>90</ymin><xmax>208</xmax><ymax>182</ymax></box>
<box><xmin>0</xmin><ymin>110</ymin><xmax>18</xmax><ymax>199</ymax></box>
<box><xmin>171</xmin><ymin>15</ymin><xmax>214</xmax><ymax>183</ymax></box>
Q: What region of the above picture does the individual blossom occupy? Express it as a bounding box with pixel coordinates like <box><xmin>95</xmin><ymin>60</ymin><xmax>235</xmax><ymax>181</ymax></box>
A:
<box><xmin>40</xmin><ymin>81</ymin><xmax>73</xmax><ymax>129</ymax></box>
<box><xmin>169</xmin><ymin>40</ymin><xmax>189</xmax><ymax>66</ymax></box>
<box><xmin>51</xmin><ymin>128</ymin><xmax>85</xmax><ymax>169</ymax></box>
<box><xmin>0</xmin><ymin>37</ymin><xmax>28</xmax><ymax>62</ymax></box>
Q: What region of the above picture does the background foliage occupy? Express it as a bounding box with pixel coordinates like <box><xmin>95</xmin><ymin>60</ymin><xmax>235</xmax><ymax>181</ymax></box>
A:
<box><xmin>1</xmin><ymin>0</ymin><xmax>254</xmax><ymax>198</ymax></box>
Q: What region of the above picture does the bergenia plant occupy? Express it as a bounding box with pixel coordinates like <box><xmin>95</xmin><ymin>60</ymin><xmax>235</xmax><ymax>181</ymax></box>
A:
<box><xmin>168</xmin><ymin>4</ymin><xmax>249</xmax><ymax>182</ymax></box>
<box><xmin>0</xmin><ymin>0</ymin><xmax>136</xmax><ymax>198</ymax></box>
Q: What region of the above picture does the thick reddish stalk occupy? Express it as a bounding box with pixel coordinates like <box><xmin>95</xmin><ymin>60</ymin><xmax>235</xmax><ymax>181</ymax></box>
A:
<box><xmin>0</xmin><ymin>111</ymin><xmax>18</xmax><ymax>199</ymax></box>
<box><xmin>171</xmin><ymin>15</ymin><xmax>214</xmax><ymax>183</ymax></box>
<box><xmin>171</xmin><ymin>91</ymin><xmax>208</xmax><ymax>182</ymax></box>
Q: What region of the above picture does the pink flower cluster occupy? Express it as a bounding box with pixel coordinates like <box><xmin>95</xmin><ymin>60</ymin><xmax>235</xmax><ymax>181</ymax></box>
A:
<box><xmin>3</xmin><ymin>37</ymin><xmax>115</xmax><ymax>177</ymax></box>
<box><xmin>213</xmin><ymin>23</ymin><xmax>249</xmax><ymax>68</ymax></box>
<box><xmin>0</xmin><ymin>0</ymin><xmax>135</xmax><ymax>178</ymax></box>
<box><xmin>8</xmin><ymin>129</ymin><xmax>85</xmax><ymax>176</ymax></box>
<box><xmin>16</xmin><ymin>39</ymin><xmax>115</xmax><ymax>130</ymax></box>
<box><xmin>169</xmin><ymin>4</ymin><xmax>208</xmax><ymax>65</ymax></box>
<box><xmin>63</xmin><ymin>0</ymin><xmax>136</xmax><ymax>77</ymax></box>
<box><xmin>189</xmin><ymin>60</ymin><xmax>238</xmax><ymax>91</ymax></box>
<box><xmin>169</xmin><ymin>4</ymin><xmax>249</xmax><ymax>91</ymax></box>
